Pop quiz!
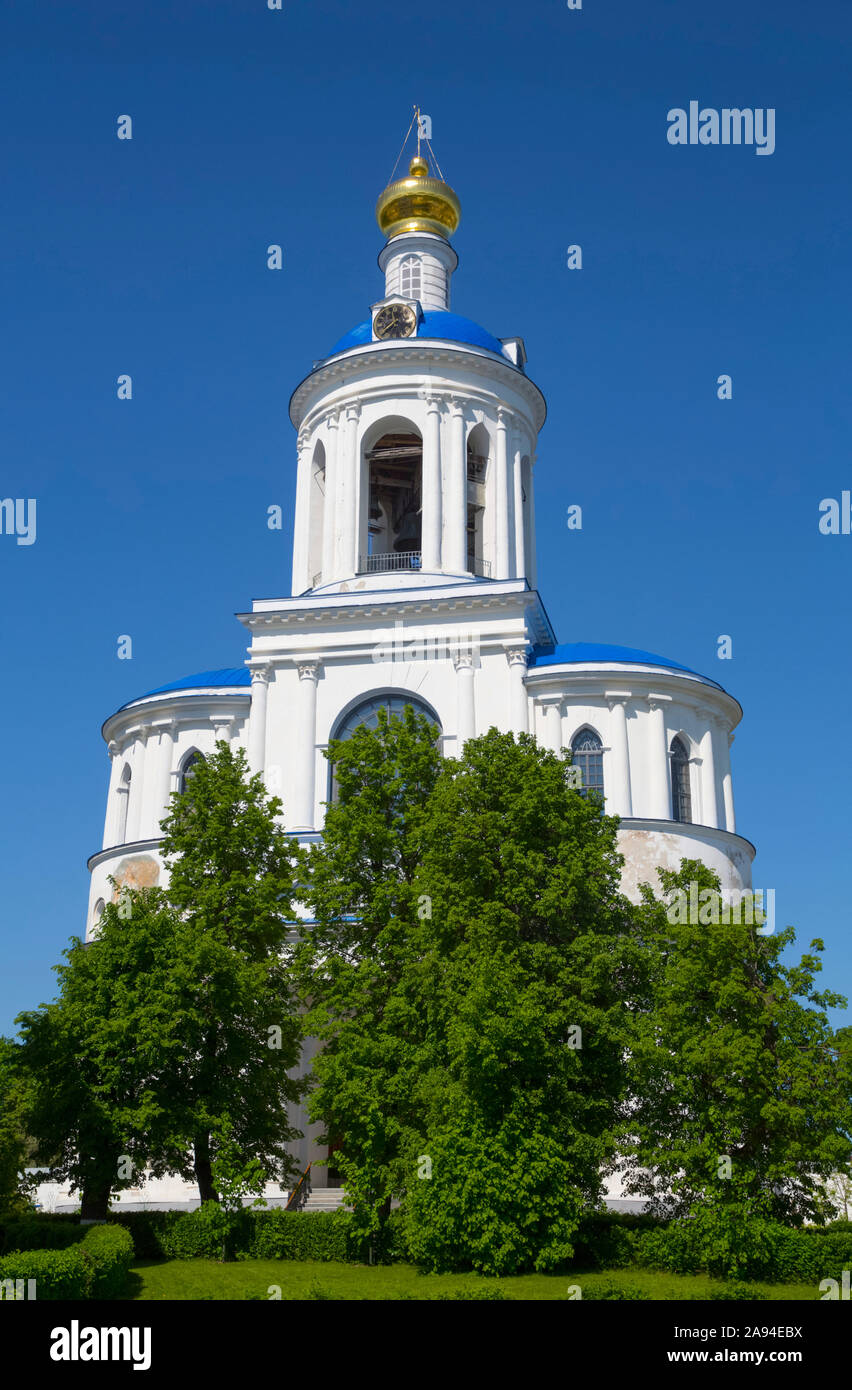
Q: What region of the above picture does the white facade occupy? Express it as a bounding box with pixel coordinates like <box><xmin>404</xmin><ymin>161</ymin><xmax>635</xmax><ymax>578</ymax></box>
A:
<box><xmin>81</xmin><ymin>153</ymin><xmax>755</xmax><ymax>1201</ymax></box>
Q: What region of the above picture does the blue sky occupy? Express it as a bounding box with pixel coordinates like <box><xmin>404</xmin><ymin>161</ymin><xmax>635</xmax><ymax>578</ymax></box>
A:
<box><xmin>1</xmin><ymin>0</ymin><xmax>850</xmax><ymax>1034</ymax></box>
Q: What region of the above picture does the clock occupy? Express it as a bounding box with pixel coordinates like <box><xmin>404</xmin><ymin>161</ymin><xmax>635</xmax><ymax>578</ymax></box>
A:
<box><xmin>373</xmin><ymin>302</ymin><xmax>417</xmax><ymax>340</ymax></box>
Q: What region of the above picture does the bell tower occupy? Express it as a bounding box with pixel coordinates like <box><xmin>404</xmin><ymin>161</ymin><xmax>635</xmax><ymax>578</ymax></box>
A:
<box><xmin>288</xmin><ymin>119</ymin><xmax>546</xmax><ymax>597</ymax></box>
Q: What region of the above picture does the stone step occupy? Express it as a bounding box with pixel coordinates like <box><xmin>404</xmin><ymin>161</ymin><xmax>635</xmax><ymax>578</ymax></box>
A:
<box><xmin>301</xmin><ymin>1188</ymin><xmax>346</xmax><ymax>1211</ymax></box>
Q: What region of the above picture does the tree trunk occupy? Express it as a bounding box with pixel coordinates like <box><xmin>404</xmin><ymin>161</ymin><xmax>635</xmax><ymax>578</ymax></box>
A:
<box><xmin>80</xmin><ymin>1181</ymin><xmax>111</xmax><ymax>1222</ymax></box>
<box><xmin>193</xmin><ymin>1133</ymin><xmax>219</xmax><ymax>1204</ymax></box>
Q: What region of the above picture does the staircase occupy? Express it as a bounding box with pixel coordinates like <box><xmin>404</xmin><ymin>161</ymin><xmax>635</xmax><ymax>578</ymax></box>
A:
<box><xmin>302</xmin><ymin>1187</ymin><xmax>346</xmax><ymax>1212</ymax></box>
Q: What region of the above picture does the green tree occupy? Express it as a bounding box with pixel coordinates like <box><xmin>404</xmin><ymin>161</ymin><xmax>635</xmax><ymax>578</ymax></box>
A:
<box><xmin>15</xmin><ymin>893</ymin><xmax>179</xmax><ymax>1219</ymax></box>
<box><xmin>401</xmin><ymin>729</ymin><xmax>645</xmax><ymax>1273</ymax></box>
<box><xmin>156</xmin><ymin>741</ymin><xmax>307</xmax><ymax>1202</ymax></box>
<box><xmin>18</xmin><ymin>743</ymin><xmax>306</xmax><ymax>1216</ymax></box>
<box><xmin>294</xmin><ymin>704</ymin><xmax>442</xmax><ymax>1242</ymax></box>
<box><xmin>298</xmin><ymin>717</ymin><xmax>646</xmax><ymax>1272</ymax></box>
<box><xmin>622</xmin><ymin>859</ymin><xmax>851</xmax><ymax>1226</ymax></box>
<box><xmin>0</xmin><ymin>1037</ymin><xmax>33</xmax><ymax>1215</ymax></box>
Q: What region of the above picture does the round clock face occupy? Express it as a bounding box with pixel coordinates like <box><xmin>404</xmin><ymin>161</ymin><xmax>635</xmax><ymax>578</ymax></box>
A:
<box><xmin>374</xmin><ymin>303</ymin><xmax>417</xmax><ymax>340</ymax></box>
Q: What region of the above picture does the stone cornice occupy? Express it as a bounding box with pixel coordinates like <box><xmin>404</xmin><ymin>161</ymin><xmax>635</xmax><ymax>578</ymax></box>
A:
<box><xmin>617</xmin><ymin>817</ymin><xmax>756</xmax><ymax>859</ymax></box>
<box><xmin>524</xmin><ymin>666</ymin><xmax>742</xmax><ymax>727</ymax></box>
<box><xmin>102</xmin><ymin>693</ymin><xmax>249</xmax><ymax>745</ymax></box>
<box><xmin>238</xmin><ymin>581</ymin><xmax>555</xmax><ymax>649</ymax></box>
<box><xmin>289</xmin><ymin>342</ymin><xmax>547</xmax><ymax>432</ymax></box>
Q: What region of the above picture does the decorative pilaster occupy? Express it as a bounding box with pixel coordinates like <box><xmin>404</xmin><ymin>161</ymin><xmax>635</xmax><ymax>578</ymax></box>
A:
<box><xmin>495</xmin><ymin>408</ymin><xmax>511</xmax><ymax>580</ymax></box>
<box><xmin>526</xmin><ymin>452</ymin><xmax>538</xmax><ymax>588</ymax></box>
<box><xmin>605</xmin><ymin>693</ymin><xmax>633</xmax><ymax>817</ymax></box>
<box><xmin>447</xmin><ymin>399</ymin><xmax>467</xmax><ymax>574</ymax></box>
<box><xmin>155</xmin><ymin>722</ymin><xmax>177</xmax><ymax>834</ymax></box>
<box><xmin>511</xmin><ymin>425</ymin><xmax>525</xmax><ymax>580</ymax></box>
<box><xmin>454</xmin><ymin>650</ymin><xmax>476</xmax><ymax>750</ymax></box>
<box><xmin>211</xmin><ymin>718</ymin><xmax>234</xmax><ymax>751</ymax></box>
<box><xmin>421</xmin><ymin>393</ymin><xmax>442</xmax><ymax>572</ymax></box>
<box><xmin>646</xmin><ymin>696</ymin><xmax>672</xmax><ymax>819</ymax></box>
<box><xmin>125</xmin><ymin>729</ymin><xmax>147</xmax><ymax>843</ymax></box>
<box><xmin>321</xmin><ymin>412</ymin><xmax>340</xmax><ymax>584</ymax></box>
<box><xmin>505</xmin><ymin>645</ymin><xmax>529</xmax><ymax>735</ymax></box>
<box><xmin>104</xmin><ymin>740</ymin><xmax>122</xmax><ymax>848</ymax></box>
<box><xmin>723</xmin><ymin>731</ymin><xmax>737</xmax><ymax>832</ymax></box>
<box><xmin>697</xmin><ymin>710</ymin><xmax>720</xmax><ymax>829</ymax></box>
<box><xmin>291</xmin><ymin>430</ymin><xmax>312</xmax><ymax>595</ymax></box>
<box><xmin>339</xmin><ymin>404</ymin><xmax>361</xmax><ymax>576</ymax></box>
<box><xmin>248</xmin><ymin>665</ymin><xmax>271</xmax><ymax>776</ymax></box>
<box><xmin>538</xmin><ymin>697</ymin><xmax>563</xmax><ymax>753</ymax></box>
<box><xmin>292</xmin><ymin>662</ymin><xmax>320</xmax><ymax>830</ymax></box>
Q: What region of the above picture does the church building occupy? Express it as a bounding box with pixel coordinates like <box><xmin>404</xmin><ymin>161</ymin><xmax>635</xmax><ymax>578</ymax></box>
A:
<box><xmin>80</xmin><ymin>135</ymin><xmax>755</xmax><ymax>1206</ymax></box>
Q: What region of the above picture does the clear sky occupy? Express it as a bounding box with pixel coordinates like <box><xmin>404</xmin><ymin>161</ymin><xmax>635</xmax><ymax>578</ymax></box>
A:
<box><xmin>1</xmin><ymin>0</ymin><xmax>850</xmax><ymax>1034</ymax></box>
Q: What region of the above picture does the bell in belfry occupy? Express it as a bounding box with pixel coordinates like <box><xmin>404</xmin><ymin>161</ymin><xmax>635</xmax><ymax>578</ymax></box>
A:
<box><xmin>394</xmin><ymin>495</ymin><xmax>421</xmax><ymax>552</ymax></box>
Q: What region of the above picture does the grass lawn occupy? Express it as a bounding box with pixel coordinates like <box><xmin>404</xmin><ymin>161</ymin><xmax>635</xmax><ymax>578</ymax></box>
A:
<box><xmin>126</xmin><ymin>1260</ymin><xmax>819</xmax><ymax>1301</ymax></box>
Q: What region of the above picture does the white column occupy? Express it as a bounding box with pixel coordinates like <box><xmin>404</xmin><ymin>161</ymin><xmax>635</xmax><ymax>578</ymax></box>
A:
<box><xmin>606</xmin><ymin>694</ymin><xmax>633</xmax><ymax>817</ymax></box>
<box><xmin>248</xmin><ymin>665</ymin><xmax>271</xmax><ymax>776</ymax></box>
<box><xmin>292</xmin><ymin>662</ymin><xmax>320</xmax><ymax>830</ymax></box>
<box><xmin>421</xmin><ymin>394</ymin><xmax>442</xmax><ymax>572</ymax></box>
<box><xmin>526</xmin><ymin>453</ymin><xmax>538</xmax><ymax>588</ymax></box>
<box><xmin>646</xmin><ymin>697</ymin><xmax>672</xmax><ymax>819</ymax></box>
<box><xmin>155</xmin><ymin>722</ymin><xmax>176</xmax><ymax>833</ymax></box>
<box><xmin>291</xmin><ymin>431</ymin><xmax>312</xmax><ymax>596</ymax></box>
<box><xmin>321</xmin><ymin>413</ymin><xmax>339</xmax><ymax>584</ymax></box>
<box><xmin>126</xmin><ymin>730</ymin><xmax>147</xmax><ymax>843</ymax></box>
<box><xmin>338</xmin><ymin>404</ymin><xmax>361</xmax><ymax>577</ymax></box>
<box><xmin>512</xmin><ymin>427</ymin><xmax>525</xmax><ymax>580</ymax></box>
<box><xmin>455</xmin><ymin>652</ymin><xmax>475</xmax><ymax>750</ymax></box>
<box><xmin>211</xmin><ymin>718</ymin><xmax>234</xmax><ymax>753</ymax></box>
<box><xmin>495</xmin><ymin>408</ymin><xmax>511</xmax><ymax>580</ymax></box>
<box><xmin>506</xmin><ymin>646</ymin><xmax>529</xmax><ymax>735</ymax></box>
<box><xmin>103</xmin><ymin>740</ymin><xmax>122</xmax><ymax>848</ymax></box>
<box><xmin>723</xmin><ymin>732</ymin><xmax>736</xmax><ymax>832</ymax></box>
<box><xmin>697</xmin><ymin>711</ymin><xmax>719</xmax><ymax>829</ymax></box>
<box><xmin>539</xmin><ymin>698</ymin><xmax>562</xmax><ymax>752</ymax></box>
<box><xmin>446</xmin><ymin>399</ymin><xmax>467</xmax><ymax>574</ymax></box>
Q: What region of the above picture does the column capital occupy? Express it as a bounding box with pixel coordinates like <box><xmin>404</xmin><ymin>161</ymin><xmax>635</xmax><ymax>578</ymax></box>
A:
<box><xmin>107</xmin><ymin>739</ymin><xmax>120</xmax><ymax>757</ymax></box>
<box><xmin>447</xmin><ymin>396</ymin><xmax>465</xmax><ymax>418</ymax></box>
<box><xmin>249</xmin><ymin>663</ymin><xmax>272</xmax><ymax>685</ymax></box>
<box><xmin>454</xmin><ymin>652</ymin><xmax>475</xmax><ymax>673</ymax></box>
<box><xmin>605</xmin><ymin>689</ymin><xmax>633</xmax><ymax>708</ymax></box>
<box><xmin>325</xmin><ymin>409</ymin><xmax>340</xmax><ymax>431</ymax></box>
<box><xmin>345</xmin><ymin>402</ymin><xmax>361</xmax><ymax>423</ymax></box>
<box><xmin>537</xmin><ymin>694</ymin><xmax>563</xmax><ymax>711</ymax></box>
<box><xmin>298</xmin><ymin>661</ymin><xmax>321</xmax><ymax>682</ymax></box>
<box><xmin>646</xmin><ymin>693</ymin><xmax>672</xmax><ymax>711</ymax></box>
<box><xmin>504</xmin><ymin>644</ymin><xmax>528</xmax><ymax>670</ymax></box>
<box><xmin>496</xmin><ymin>405</ymin><xmax>510</xmax><ymax>428</ymax></box>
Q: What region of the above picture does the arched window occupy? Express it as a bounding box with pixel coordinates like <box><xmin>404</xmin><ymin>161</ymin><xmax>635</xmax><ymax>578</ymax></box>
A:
<box><xmin>328</xmin><ymin>693</ymin><xmax>441</xmax><ymax>800</ymax></box>
<box><xmin>91</xmin><ymin>898</ymin><xmax>105</xmax><ymax>935</ymax></box>
<box><xmin>400</xmin><ymin>256</ymin><xmax>421</xmax><ymax>299</ymax></box>
<box><xmin>179</xmin><ymin>751</ymin><xmax>205</xmax><ymax>795</ymax></box>
<box><xmin>670</xmin><ymin>736</ymin><xmax>692</xmax><ymax>823</ymax></box>
<box><xmin>570</xmin><ymin>728</ymin><xmax>604</xmax><ymax>799</ymax></box>
<box><xmin>116</xmin><ymin>764</ymin><xmax>131</xmax><ymax>844</ymax></box>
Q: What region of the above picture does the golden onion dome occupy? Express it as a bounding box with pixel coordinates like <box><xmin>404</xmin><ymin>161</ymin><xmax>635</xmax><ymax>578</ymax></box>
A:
<box><xmin>375</xmin><ymin>155</ymin><xmax>461</xmax><ymax>242</ymax></box>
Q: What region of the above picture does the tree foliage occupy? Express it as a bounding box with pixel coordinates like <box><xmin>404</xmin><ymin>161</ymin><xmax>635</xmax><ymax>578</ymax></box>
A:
<box><xmin>621</xmin><ymin>859</ymin><xmax>851</xmax><ymax>1226</ymax></box>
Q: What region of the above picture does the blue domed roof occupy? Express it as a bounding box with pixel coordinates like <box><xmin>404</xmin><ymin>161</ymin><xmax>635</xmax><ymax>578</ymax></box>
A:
<box><xmin>327</xmin><ymin>310</ymin><xmax>509</xmax><ymax>361</ymax></box>
<box><xmin>529</xmin><ymin>642</ymin><xmax>720</xmax><ymax>687</ymax></box>
<box><xmin>123</xmin><ymin>668</ymin><xmax>251</xmax><ymax>707</ymax></box>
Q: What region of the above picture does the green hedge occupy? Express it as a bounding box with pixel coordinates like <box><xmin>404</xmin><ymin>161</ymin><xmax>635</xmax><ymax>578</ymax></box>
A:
<box><xmin>247</xmin><ymin>1210</ymin><xmax>354</xmax><ymax>1263</ymax></box>
<box><xmin>0</xmin><ymin>1224</ymin><xmax>134</xmax><ymax>1299</ymax></box>
<box><xmin>633</xmin><ymin>1219</ymin><xmax>852</xmax><ymax>1283</ymax></box>
<box><xmin>0</xmin><ymin>1218</ymin><xmax>88</xmax><ymax>1256</ymax></box>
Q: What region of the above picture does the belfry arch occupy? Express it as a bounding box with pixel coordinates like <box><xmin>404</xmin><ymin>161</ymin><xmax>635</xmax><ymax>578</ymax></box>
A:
<box><xmin>364</xmin><ymin>427</ymin><xmax>423</xmax><ymax>570</ymax></box>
